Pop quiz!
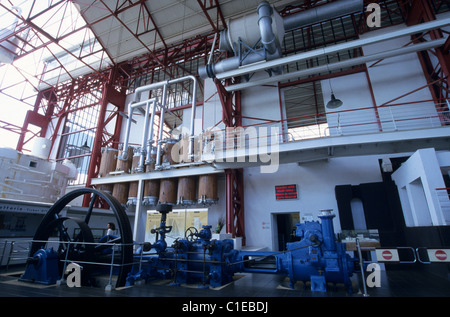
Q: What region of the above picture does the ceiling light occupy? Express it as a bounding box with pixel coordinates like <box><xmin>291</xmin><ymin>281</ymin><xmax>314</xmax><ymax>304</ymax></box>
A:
<box><xmin>326</xmin><ymin>93</ymin><xmax>343</xmax><ymax>109</ymax></box>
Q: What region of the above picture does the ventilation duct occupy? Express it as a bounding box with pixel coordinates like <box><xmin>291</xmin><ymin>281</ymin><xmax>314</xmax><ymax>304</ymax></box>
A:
<box><xmin>283</xmin><ymin>0</ymin><xmax>363</xmax><ymax>32</ymax></box>
<box><xmin>198</xmin><ymin>0</ymin><xmax>364</xmax><ymax>80</ymax></box>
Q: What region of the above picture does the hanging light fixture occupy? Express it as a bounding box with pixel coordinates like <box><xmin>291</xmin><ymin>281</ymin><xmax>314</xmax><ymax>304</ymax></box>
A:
<box><xmin>326</xmin><ymin>78</ymin><xmax>343</xmax><ymax>109</ymax></box>
<box><xmin>326</xmin><ymin>93</ymin><xmax>343</xmax><ymax>109</ymax></box>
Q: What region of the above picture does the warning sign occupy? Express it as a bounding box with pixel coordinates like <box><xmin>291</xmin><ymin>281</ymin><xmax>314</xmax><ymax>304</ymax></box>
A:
<box><xmin>427</xmin><ymin>249</ymin><xmax>450</xmax><ymax>262</ymax></box>
<box><xmin>275</xmin><ymin>184</ymin><xmax>298</xmax><ymax>200</ymax></box>
<box><xmin>376</xmin><ymin>249</ymin><xmax>399</xmax><ymax>262</ymax></box>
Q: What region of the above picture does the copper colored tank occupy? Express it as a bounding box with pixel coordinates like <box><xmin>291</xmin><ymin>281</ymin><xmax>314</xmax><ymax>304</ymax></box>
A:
<box><xmin>177</xmin><ymin>176</ymin><xmax>196</xmax><ymax>205</ymax></box>
<box><xmin>112</xmin><ymin>182</ymin><xmax>129</xmax><ymax>206</ymax></box>
<box><xmin>159</xmin><ymin>178</ymin><xmax>178</xmax><ymax>205</ymax></box>
<box><xmin>115</xmin><ymin>146</ymin><xmax>134</xmax><ymax>174</ymax></box>
<box><xmin>198</xmin><ymin>174</ymin><xmax>218</xmax><ymax>205</ymax></box>
<box><xmin>143</xmin><ymin>157</ymin><xmax>160</xmax><ymax>206</ymax></box>
<box><xmin>97</xmin><ymin>147</ymin><xmax>118</xmax><ymax>194</ymax></box>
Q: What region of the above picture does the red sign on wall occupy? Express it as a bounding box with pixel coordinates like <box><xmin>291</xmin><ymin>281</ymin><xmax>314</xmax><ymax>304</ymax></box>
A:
<box><xmin>275</xmin><ymin>184</ymin><xmax>298</xmax><ymax>200</ymax></box>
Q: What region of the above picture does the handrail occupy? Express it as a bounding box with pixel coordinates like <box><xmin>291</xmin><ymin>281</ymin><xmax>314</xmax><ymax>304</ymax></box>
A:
<box><xmin>201</xmin><ymin>100</ymin><xmax>449</xmax><ymax>150</ymax></box>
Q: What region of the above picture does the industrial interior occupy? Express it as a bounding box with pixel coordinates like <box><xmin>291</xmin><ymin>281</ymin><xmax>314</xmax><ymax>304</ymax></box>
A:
<box><xmin>0</xmin><ymin>0</ymin><xmax>450</xmax><ymax>299</ymax></box>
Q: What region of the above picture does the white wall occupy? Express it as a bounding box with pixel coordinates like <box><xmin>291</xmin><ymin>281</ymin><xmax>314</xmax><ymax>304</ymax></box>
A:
<box><xmin>242</xmin><ymin>154</ymin><xmax>387</xmax><ymax>249</ymax></box>
<box><xmin>321</xmin><ymin>72</ymin><xmax>379</xmax><ymax>136</ymax></box>
<box><xmin>318</xmin><ymin>22</ymin><xmax>442</xmax><ymax>138</ymax></box>
<box><xmin>203</xmin><ymin>78</ymin><xmax>226</xmax><ymax>132</ymax></box>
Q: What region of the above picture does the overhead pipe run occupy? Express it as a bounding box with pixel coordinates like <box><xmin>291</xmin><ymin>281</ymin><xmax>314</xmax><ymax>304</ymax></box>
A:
<box><xmin>283</xmin><ymin>0</ymin><xmax>363</xmax><ymax>32</ymax></box>
<box><xmin>224</xmin><ymin>38</ymin><xmax>447</xmax><ymax>92</ymax></box>
<box><xmin>198</xmin><ymin>0</ymin><xmax>364</xmax><ymax>80</ymax></box>
<box><xmin>215</xmin><ymin>17</ymin><xmax>450</xmax><ymax>82</ymax></box>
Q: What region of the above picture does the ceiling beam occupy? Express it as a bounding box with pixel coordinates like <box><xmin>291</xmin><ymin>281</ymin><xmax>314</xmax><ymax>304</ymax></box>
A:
<box><xmin>196</xmin><ymin>0</ymin><xmax>227</xmax><ymax>33</ymax></box>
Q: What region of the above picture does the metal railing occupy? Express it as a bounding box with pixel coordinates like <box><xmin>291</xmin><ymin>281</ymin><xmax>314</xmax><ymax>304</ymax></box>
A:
<box><xmin>0</xmin><ymin>238</ymin><xmax>147</xmax><ymax>291</ymax></box>
<box><xmin>197</xmin><ymin>101</ymin><xmax>450</xmax><ymax>156</ymax></box>
<box><xmin>0</xmin><ymin>240</ymin><xmax>30</xmax><ymax>270</ymax></box>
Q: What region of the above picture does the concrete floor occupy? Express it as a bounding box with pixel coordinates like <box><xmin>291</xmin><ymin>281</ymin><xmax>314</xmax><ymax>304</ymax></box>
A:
<box><xmin>1</xmin><ymin>265</ymin><xmax>449</xmax><ymax>298</ymax></box>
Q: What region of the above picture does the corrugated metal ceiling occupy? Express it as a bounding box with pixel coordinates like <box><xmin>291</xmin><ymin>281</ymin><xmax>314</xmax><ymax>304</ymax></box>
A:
<box><xmin>76</xmin><ymin>0</ymin><xmax>297</xmax><ymax>65</ymax></box>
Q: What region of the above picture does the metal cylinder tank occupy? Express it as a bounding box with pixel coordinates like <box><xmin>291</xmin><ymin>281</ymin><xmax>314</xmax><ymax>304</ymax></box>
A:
<box><xmin>177</xmin><ymin>176</ymin><xmax>196</xmax><ymax>206</ymax></box>
<box><xmin>159</xmin><ymin>178</ymin><xmax>178</xmax><ymax>205</ymax></box>
<box><xmin>97</xmin><ymin>147</ymin><xmax>118</xmax><ymax>194</ymax></box>
<box><xmin>197</xmin><ymin>174</ymin><xmax>218</xmax><ymax>205</ymax></box>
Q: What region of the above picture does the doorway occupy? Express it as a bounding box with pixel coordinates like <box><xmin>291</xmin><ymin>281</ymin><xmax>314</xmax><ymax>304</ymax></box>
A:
<box><xmin>273</xmin><ymin>212</ymin><xmax>300</xmax><ymax>251</ymax></box>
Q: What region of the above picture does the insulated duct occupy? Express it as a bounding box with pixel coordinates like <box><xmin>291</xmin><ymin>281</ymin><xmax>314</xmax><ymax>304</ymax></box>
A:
<box><xmin>215</xmin><ymin>17</ymin><xmax>450</xmax><ymax>80</ymax></box>
<box><xmin>200</xmin><ymin>0</ymin><xmax>285</xmax><ymax>79</ymax></box>
<box><xmin>283</xmin><ymin>0</ymin><xmax>363</xmax><ymax>32</ymax></box>
<box><xmin>198</xmin><ymin>0</ymin><xmax>364</xmax><ymax>80</ymax></box>
<box><xmin>224</xmin><ymin>37</ymin><xmax>447</xmax><ymax>91</ymax></box>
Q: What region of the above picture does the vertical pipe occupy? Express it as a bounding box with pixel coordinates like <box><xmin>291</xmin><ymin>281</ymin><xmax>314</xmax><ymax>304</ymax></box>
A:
<box><xmin>318</xmin><ymin>210</ymin><xmax>336</xmax><ymax>251</ymax></box>
<box><xmin>145</xmin><ymin>99</ymin><xmax>157</xmax><ymax>164</ymax></box>
<box><xmin>120</xmin><ymin>101</ymin><xmax>135</xmax><ymax>161</ymax></box>
<box><xmin>257</xmin><ymin>1</ymin><xmax>278</xmax><ymax>55</ymax></box>
<box><xmin>156</xmin><ymin>84</ymin><xmax>168</xmax><ymax>167</ymax></box>
<box><xmin>188</xmin><ymin>76</ymin><xmax>197</xmax><ymax>161</ymax></box>
<box><xmin>138</xmin><ymin>100</ymin><xmax>152</xmax><ymax>172</ymax></box>
<box><xmin>133</xmin><ymin>179</ymin><xmax>145</xmax><ymax>242</ymax></box>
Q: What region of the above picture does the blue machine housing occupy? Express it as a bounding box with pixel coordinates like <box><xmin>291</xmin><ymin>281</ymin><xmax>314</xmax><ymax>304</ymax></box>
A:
<box><xmin>126</xmin><ymin>210</ymin><xmax>357</xmax><ymax>293</ymax></box>
<box><xmin>19</xmin><ymin>248</ymin><xmax>60</xmax><ymax>285</ymax></box>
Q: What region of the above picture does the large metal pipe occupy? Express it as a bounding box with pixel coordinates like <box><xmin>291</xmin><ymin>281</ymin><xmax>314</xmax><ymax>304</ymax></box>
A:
<box><xmin>156</xmin><ymin>84</ymin><xmax>168</xmax><ymax>167</ymax></box>
<box><xmin>139</xmin><ymin>99</ymin><xmax>157</xmax><ymax>172</ymax></box>
<box><xmin>198</xmin><ymin>49</ymin><xmax>279</xmax><ymax>80</ymax></box>
<box><xmin>145</xmin><ymin>99</ymin><xmax>158</xmax><ymax>165</ymax></box>
<box><xmin>216</xmin><ymin>17</ymin><xmax>450</xmax><ymax>81</ymax></box>
<box><xmin>257</xmin><ymin>1</ymin><xmax>280</xmax><ymax>55</ymax></box>
<box><xmin>224</xmin><ymin>37</ymin><xmax>447</xmax><ymax>91</ymax></box>
<box><xmin>283</xmin><ymin>0</ymin><xmax>363</xmax><ymax>32</ymax></box>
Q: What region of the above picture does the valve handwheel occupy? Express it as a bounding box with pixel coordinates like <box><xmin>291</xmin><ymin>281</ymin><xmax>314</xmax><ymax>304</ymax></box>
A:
<box><xmin>185</xmin><ymin>226</ymin><xmax>199</xmax><ymax>242</ymax></box>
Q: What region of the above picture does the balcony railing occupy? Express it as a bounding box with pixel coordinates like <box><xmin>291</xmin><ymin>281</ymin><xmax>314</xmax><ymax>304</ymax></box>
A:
<box><xmin>199</xmin><ymin>101</ymin><xmax>450</xmax><ymax>154</ymax></box>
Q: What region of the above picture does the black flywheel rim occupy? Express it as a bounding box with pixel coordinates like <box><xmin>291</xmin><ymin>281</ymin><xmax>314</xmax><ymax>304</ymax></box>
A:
<box><xmin>30</xmin><ymin>188</ymin><xmax>134</xmax><ymax>288</ymax></box>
